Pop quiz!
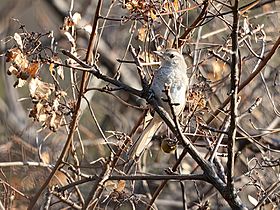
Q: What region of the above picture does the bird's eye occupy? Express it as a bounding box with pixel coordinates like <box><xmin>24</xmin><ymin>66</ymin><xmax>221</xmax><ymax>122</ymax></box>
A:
<box><xmin>169</xmin><ymin>53</ymin><xmax>175</xmax><ymax>58</ymax></box>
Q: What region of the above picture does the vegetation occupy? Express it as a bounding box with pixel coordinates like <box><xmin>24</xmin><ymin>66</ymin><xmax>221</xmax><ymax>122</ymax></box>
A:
<box><xmin>0</xmin><ymin>0</ymin><xmax>279</xmax><ymax>209</ymax></box>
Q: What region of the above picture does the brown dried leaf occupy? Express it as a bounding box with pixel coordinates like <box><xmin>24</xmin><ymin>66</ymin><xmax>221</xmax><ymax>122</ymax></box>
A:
<box><xmin>125</xmin><ymin>0</ymin><xmax>138</xmax><ymax>11</ymax></box>
<box><xmin>187</xmin><ymin>90</ymin><xmax>207</xmax><ymax>112</ymax></box>
<box><xmin>53</xmin><ymin>98</ymin><xmax>60</xmax><ymax>111</ymax></box>
<box><xmin>149</xmin><ymin>9</ymin><xmax>157</xmax><ymax>20</ymax></box>
<box><xmin>163</xmin><ymin>0</ymin><xmax>179</xmax><ymax>13</ymax></box>
<box><xmin>25</xmin><ymin>61</ymin><xmax>40</xmax><ymax>78</ymax></box>
<box><xmin>104</xmin><ymin>180</ymin><xmax>117</xmax><ymax>191</ymax></box>
<box><xmin>40</xmin><ymin>151</ymin><xmax>50</xmax><ymax>164</ymax></box>
<box><xmin>57</xmin><ymin>90</ymin><xmax>67</xmax><ymax>97</ymax></box>
<box><xmin>49</xmin><ymin>63</ymin><xmax>55</xmax><ymax>75</ymax></box>
<box><xmin>38</xmin><ymin>113</ymin><xmax>48</xmax><ymax>122</ymax></box>
<box><xmin>138</xmin><ymin>26</ymin><xmax>148</xmax><ymax>42</ymax></box>
<box><xmin>49</xmin><ymin>112</ymin><xmax>57</xmax><ymax>131</ymax></box>
<box><xmin>62</xmin><ymin>16</ymin><xmax>75</xmax><ymax>31</ymax></box>
<box><xmin>14</xmin><ymin>51</ymin><xmax>29</xmax><ymax>70</ymax></box>
<box><xmin>29</xmin><ymin>78</ymin><xmax>55</xmax><ymax>100</ymax></box>
<box><xmin>115</xmin><ymin>180</ymin><xmax>126</xmax><ymax>192</ymax></box>
<box><xmin>5</xmin><ymin>48</ymin><xmax>21</xmax><ymax>62</ymax></box>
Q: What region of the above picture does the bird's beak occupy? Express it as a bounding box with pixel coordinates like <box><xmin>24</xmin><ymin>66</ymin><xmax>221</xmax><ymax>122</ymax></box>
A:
<box><xmin>153</xmin><ymin>50</ymin><xmax>164</xmax><ymax>58</ymax></box>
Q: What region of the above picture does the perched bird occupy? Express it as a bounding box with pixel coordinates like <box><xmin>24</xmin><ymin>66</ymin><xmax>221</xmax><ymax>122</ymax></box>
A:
<box><xmin>129</xmin><ymin>49</ymin><xmax>189</xmax><ymax>160</ymax></box>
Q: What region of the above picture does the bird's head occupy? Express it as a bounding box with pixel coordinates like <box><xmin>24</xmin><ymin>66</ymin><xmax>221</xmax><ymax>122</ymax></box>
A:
<box><xmin>153</xmin><ymin>49</ymin><xmax>185</xmax><ymax>67</ymax></box>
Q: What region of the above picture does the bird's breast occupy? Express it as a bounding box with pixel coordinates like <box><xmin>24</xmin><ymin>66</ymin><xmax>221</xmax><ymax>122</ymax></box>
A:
<box><xmin>151</xmin><ymin>66</ymin><xmax>188</xmax><ymax>115</ymax></box>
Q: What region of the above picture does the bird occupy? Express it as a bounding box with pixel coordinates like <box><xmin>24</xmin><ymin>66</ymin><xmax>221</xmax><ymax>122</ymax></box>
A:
<box><xmin>129</xmin><ymin>49</ymin><xmax>189</xmax><ymax>160</ymax></box>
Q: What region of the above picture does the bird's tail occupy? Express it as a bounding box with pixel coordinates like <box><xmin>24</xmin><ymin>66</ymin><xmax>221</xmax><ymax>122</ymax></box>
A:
<box><xmin>129</xmin><ymin>116</ymin><xmax>162</xmax><ymax>160</ymax></box>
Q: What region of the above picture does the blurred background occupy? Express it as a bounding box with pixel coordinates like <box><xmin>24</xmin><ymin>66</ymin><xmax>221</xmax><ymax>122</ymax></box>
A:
<box><xmin>0</xmin><ymin>0</ymin><xmax>279</xmax><ymax>209</ymax></box>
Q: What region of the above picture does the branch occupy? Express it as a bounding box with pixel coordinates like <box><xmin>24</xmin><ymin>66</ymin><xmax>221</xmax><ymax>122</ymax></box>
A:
<box><xmin>61</xmin><ymin>50</ymin><xmax>142</xmax><ymax>97</ymax></box>
<box><xmin>146</xmin><ymin>93</ymin><xmax>247</xmax><ymax>209</ymax></box>
<box><xmin>0</xmin><ymin>161</ymin><xmax>51</xmax><ymax>168</ymax></box>
<box><xmin>57</xmin><ymin>173</ymin><xmax>208</xmax><ymax>193</ymax></box>
<box><xmin>227</xmin><ymin>0</ymin><xmax>239</xmax><ymax>198</ymax></box>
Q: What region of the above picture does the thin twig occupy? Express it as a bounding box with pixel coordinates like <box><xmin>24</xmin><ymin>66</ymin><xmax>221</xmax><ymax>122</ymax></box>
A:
<box><xmin>176</xmin><ymin>0</ymin><xmax>209</xmax><ymax>47</ymax></box>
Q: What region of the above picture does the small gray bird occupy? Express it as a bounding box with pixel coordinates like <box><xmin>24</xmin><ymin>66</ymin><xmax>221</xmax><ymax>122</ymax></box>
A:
<box><xmin>129</xmin><ymin>49</ymin><xmax>189</xmax><ymax>160</ymax></box>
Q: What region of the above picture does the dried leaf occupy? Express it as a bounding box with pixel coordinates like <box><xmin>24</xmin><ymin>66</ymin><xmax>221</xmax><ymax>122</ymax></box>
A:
<box><xmin>7</xmin><ymin>65</ymin><xmax>18</xmax><ymax>75</ymax></box>
<box><xmin>29</xmin><ymin>78</ymin><xmax>54</xmax><ymax>100</ymax></box>
<box><xmin>83</xmin><ymin>24</ymin><xmax>92</xmax><ymax>34</ymax></box>
<box><xmin>125</xmin><ymin>0</ymin><xmax>137</xmax><ymax>11</ymax></box>
<box><xmin>14</xmin><ymin>33</ymin><xmax>23</xmax><ymax>50</ymax></box>
<box><xmin>57</xmin><ymin>65</ymin><xmax>64</xmax><ymax>80</ymax></box>
<box><xmin>62</xmin><ymin>16</ymin><xmax>75</xmax><ymax>31</ymax></box>
<box><xmin>14</xmin><ymin>51</ymin><xmax>29</xmax><ymax>69</ymax></box>
<box><xmin>40</xmin><ymin>151</ymin><xmax>50</xmax><ymax>164</ymax></box>
<box><xmin>6</xmin><ymin>48</ymin><xmax>29</xmax><ymax>76</ymax></box>
<box><xmin>49</xmin><ymin>63</ymin><xmax>55</xmax><ymax>75</ymax></box>
<box><xmin>72</xmin><ymin>12</ymin><xmax>81</xmax><ymax>25</ymax></box>
<box><xmin>53</xmin><ymin>98</ymin><xmax>60</xmax><ymax>111</ymax></box>
<box><xmin>115</xmin><ymin>180</ymin><xmax>126</xmax><ymax>192</ymax></box>
<box><xmin>36</xmin><ymin>103</ymin><xmax>47</xmax><ymax>122</ymax></box>
<box><xmin>54</xmin><ymin>113</ymin><xmax>62</xmax><ymax>130</ymax></box>
<box><xmin>14</xmin><ymin>78</ymin><xmax>27</xmax><ymax>88</ymax></box>
<box><xmin>57</xmin><ymin>90</ymin><xmax>67</xmax><ymax>97</ymax></box>
<box><xmin>187</xmin><ymin>91</ymin><xmax>207</xmax><ymax>112</ymax></box>
<box><xmin>248</xmin><ymin>195</ymin><xmax>258</xmax><ymax>206</ymax></box>
<box><xmin>125</xmin><ymin>0</ymin><xmax>157</xmax><ymax>20</ymax></box>
<box><xmin>38</xmin><ymin>113</ymin><xmax>47</xmax><ymax>122</ymax></box>
<box><xmin>149</xmin><ymin>10</ymin><xmax>157</xmax><ymax>20</ymax></box>
<box><xmin>138</xmin><ymin>27</ymin><xmax>148</xmax><ymax>42</ymax></box>
<box><xmin>6</xmin><ymin>48</ymin><xmax>21</xmax><ymax>62</ymax></box>
<box><xmin>104</xmin><ymin>180</ymin><xmax>117</xmax><ymax>191</ymax></box>
<box><xmin>49</xmin><ymin>112</ymin><xmax>57</xmax><ymax>131</ymax></box>
<box><xmin>173</xmin><ymin>0</ymin><xmax>179</xmax><ymax>11</ymax></box>
<box><xmin>25</xmin><ymin>61</ymin><xmax>40</xmax><ymax>78</ymax></box>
